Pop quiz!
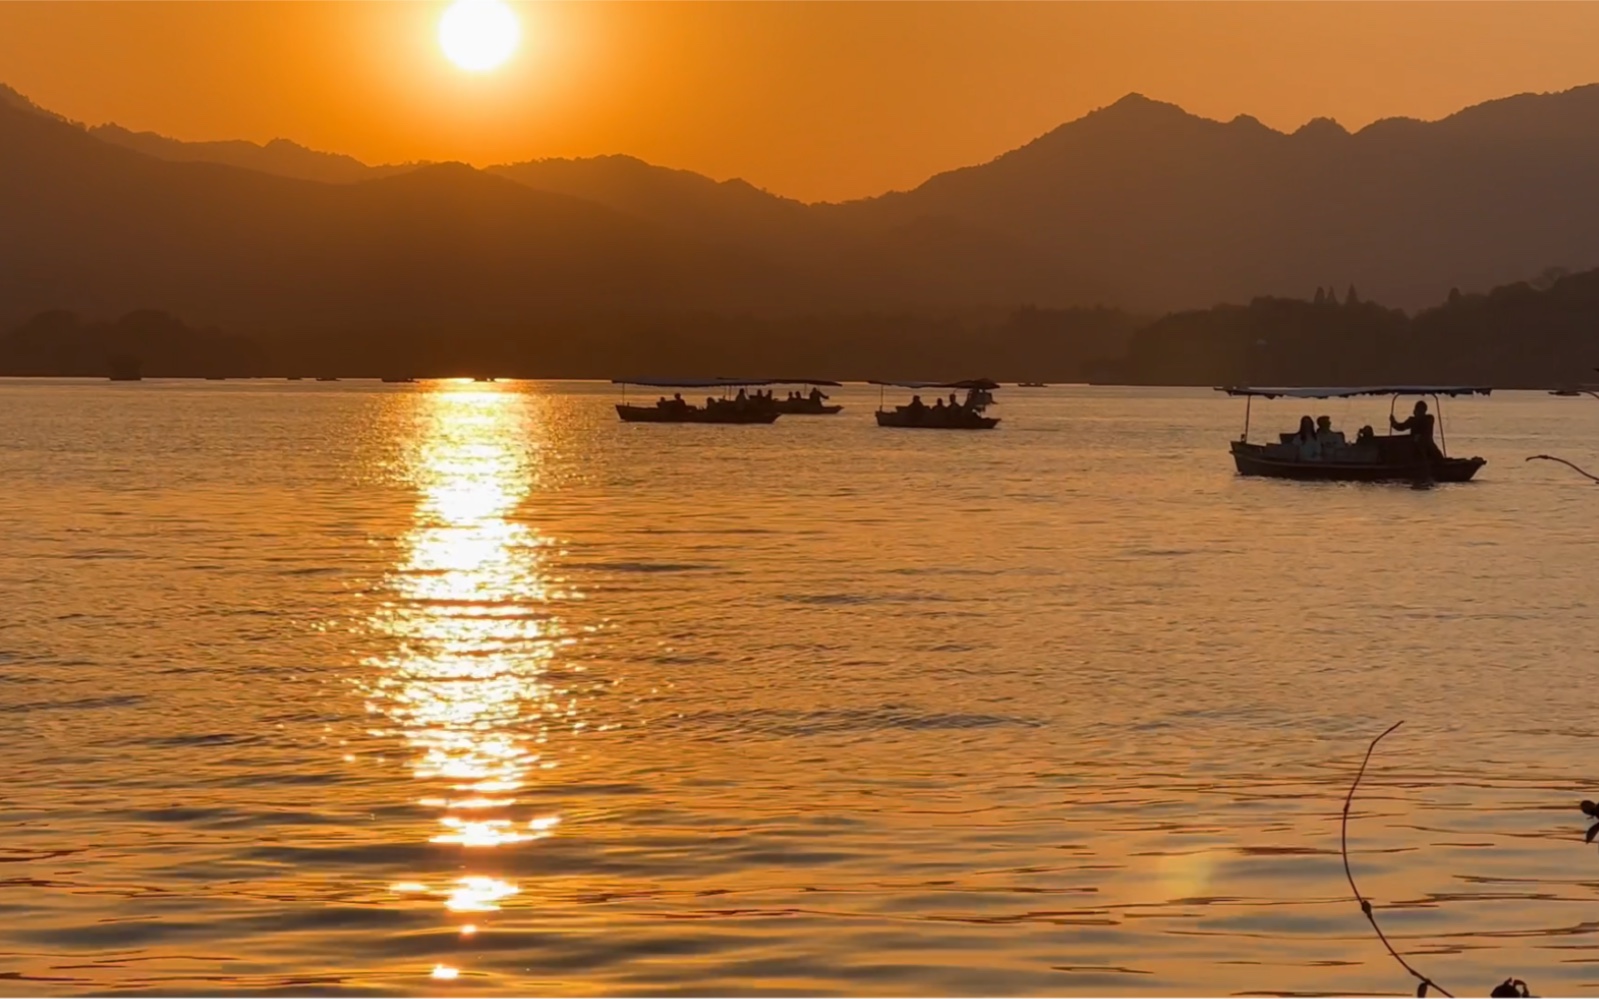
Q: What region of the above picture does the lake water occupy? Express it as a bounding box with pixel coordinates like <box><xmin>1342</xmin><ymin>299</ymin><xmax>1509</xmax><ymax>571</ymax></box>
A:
<box><xmin>1</xmin><ymin>379</ymin><xmax>1597</xmax><ymax>997</ymax></box>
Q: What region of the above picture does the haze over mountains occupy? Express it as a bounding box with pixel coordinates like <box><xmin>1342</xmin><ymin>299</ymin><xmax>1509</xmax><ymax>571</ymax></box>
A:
<box><xmin>4</xmin><ymin>81</ymin><xmax>1599</xmax><ymax>380</ymax></box>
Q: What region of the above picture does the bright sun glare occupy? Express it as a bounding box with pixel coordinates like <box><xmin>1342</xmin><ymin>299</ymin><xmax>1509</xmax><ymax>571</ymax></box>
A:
<box><xmin>439</xmin><ymin>0</ymin><xmax>520</xmax><ymax>73</ymax></box>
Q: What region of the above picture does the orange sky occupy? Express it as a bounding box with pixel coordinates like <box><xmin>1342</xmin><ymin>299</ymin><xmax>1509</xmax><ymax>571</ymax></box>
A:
<box><xmin>2</xmin><ymin>2</ymin><xmax>1599</xmax><ymax>203</ymax></box>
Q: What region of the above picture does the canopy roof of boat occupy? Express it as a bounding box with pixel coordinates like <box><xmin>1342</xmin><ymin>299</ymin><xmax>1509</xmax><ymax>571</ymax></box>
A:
<box><xmin>613</xmin><ymin>377</ymin><xmax>841</xmax><ymax>388</ymax></box>
<box><xmin>869</xmin><ymin>378</ymin><xmax>1001</xmax><ymax>390</ymax></box>
<box><xmin>1218</xmin><ymin>385</ymin><xmax>1494</xmax><ymax>399</ymax></box>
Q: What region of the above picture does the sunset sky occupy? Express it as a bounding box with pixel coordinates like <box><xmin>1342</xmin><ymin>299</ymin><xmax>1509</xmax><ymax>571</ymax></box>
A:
<box><xmin>3</xmin><ymin>1</ymin><xmax>1599</xmax><ymax>202</ymax></box>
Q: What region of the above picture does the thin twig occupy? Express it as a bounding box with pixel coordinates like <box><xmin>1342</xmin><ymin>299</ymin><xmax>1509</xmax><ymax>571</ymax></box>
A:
<box><xmin>1526</xmin><ymin>454</ymin><xmax>1599</xmax><ymax>483</ymax></box>
<box><xmin>1341</xmin><ymin>720</ymin><xmax>1454</xmax><ymax>998</ymax></box>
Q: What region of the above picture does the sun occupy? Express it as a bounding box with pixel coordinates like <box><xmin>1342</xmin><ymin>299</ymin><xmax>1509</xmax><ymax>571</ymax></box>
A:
<box><xmin>439</xmin><ymin>0</ymin><xmax>520</xmax><ymax>73</ymax></box>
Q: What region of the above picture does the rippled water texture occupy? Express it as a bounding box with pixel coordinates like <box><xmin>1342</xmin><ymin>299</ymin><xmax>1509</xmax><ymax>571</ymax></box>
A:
<box><xmin>2</xmin><ymin>379</ymin><xmax>1597</xmax><ymax>996</ymax></box>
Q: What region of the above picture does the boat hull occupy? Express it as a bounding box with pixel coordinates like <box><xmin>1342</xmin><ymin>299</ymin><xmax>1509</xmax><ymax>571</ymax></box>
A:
<box><xmin>616</xmin><ymin>404</ymin><xmax>779</xmax><ymax>424</ymax></box>
<box><xmin>771</xmin><ymin>401</ymin><xmax>843</xmax><ymax>415</ymax></box>
<box><xmin>1230</xmin><ymin>441</ymin><xmax>1484</xmax><ymax>482</ymax></box>
<box><xmin>875</xmin><ymin>409</ymin><xmax>999</xmax><ymax>430</ymax></box>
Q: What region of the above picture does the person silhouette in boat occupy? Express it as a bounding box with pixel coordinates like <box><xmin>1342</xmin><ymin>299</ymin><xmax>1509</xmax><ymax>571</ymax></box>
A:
<box><xmin>1390</xmin><ymin>400</ymin><xmax>1443</xmax><ymax>461</ymax></box>
<box><xmin>1295</xmin><ymin>415</ymin><xmax>1322</xmax><ymax>461</ymax></box>
<box><xmin>908</xmin><ymin>394</ymin><xmax>927</xmax><ymax>421</ymax></box>
<box><xmin>809</xmin><ymin>386</ymin><xmax>826</xmax><ymax>404</ymax></box>
<box><xmin>1315</xmin><ymin>415</ymin><xmax>1345</xmax><ymax>448</ymax></box>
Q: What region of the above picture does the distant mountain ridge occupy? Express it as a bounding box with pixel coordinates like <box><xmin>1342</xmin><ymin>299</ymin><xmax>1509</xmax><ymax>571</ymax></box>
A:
<box><xmin>7</xmin><ymin>81</ymin><xmax>1599</xmax><ymax>330</ymax></box>
<box><xmin>89</xmin><ymin>123</ymin><xmax>420</xmax><ymax>185</ymax></box>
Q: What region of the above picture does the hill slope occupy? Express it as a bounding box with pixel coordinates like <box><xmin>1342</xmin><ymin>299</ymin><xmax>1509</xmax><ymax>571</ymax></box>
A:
<box><xmin>826</xmin><ymin>88</ymin><xmax>1599</xmax><ymax>309</ymax></box>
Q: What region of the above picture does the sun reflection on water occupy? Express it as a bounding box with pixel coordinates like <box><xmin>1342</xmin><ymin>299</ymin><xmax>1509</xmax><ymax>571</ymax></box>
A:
<box><xmin>361</xmin><ymin>383</ymin><xmax>576</xmax><ymax>969</ymax></box>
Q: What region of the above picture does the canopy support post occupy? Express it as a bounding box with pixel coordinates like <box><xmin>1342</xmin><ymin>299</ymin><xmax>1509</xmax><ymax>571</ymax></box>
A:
<box><xmin>1432</xmin><ymin>393</ymin><xmax>1447</xmax><ymax>457</ymax></box>
<box><xmin>1242</xmin><ymin>394</ymin><xmax>1252</xmax><ymax>442</ymax></box>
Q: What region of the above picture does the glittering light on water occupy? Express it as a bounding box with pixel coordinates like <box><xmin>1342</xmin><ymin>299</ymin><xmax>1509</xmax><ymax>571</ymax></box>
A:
<box><xmin>359</xmin><ymin>383</ymin><xmax>571</xmax><ymax>938</ymax></box>
<box><xmin>446</xmin><ymin>875</ymin><xmax>520</xmax><ymax>912</ymax></box>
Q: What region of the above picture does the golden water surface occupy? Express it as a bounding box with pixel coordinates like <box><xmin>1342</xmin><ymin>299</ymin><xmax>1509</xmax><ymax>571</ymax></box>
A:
<box><xmin>0</xmin><ymin>379</ymin><xmax>1596</xmax><ymax>996</ymax></box>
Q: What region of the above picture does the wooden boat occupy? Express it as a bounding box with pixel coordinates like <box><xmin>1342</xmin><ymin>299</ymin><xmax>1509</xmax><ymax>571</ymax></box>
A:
<box><xmin>870</xmin><ymin>379</ymin><xmax>1001</xmax><ymax>430</ymax></box>
<box><xmin>1219</xmin><ymin>385</ymin><xmax>1490</xmax><ymax>483</ymax></box>
<box><xmin>613</xmin><ymin>378</ymin><xmax>782</xmax><ymax>424</ymax></box>
<box><xmin>1549</xmin><ymin>384</ymin><xmax>1598</xmax><ymax>398</ymax></box>
<box><xmin>1018</xmin><ymin>381</ymin><xmax>1048</xmax><ymax>388</ymax></box>
<box><xmin>616</xmin><ymin>403</ymin><xmax>778</xmax><ymax>424</ymax></box>
<box><xmin>316</xmin><ymin>376</ymin><xmax>339</xmax><ymax>382</ymax></box>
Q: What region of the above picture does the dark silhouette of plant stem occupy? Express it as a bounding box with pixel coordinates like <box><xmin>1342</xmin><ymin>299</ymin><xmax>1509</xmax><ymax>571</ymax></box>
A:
<box><xmin>1341</xmin><ymin>720</ymin><xmax>1455</xmax><ymax>998</ymax></box>
<box><xmin>1526</xmin><ymin>455</ymin><xmax>1599</xmax><ymax>483</ymax></box>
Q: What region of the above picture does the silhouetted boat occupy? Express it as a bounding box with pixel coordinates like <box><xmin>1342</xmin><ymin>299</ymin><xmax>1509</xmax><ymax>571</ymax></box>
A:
<box><xmin>382</xmin><ymin>376</ymin><xmax>417</xmax><ymax>384</ymax></box>
<box><xmin>474</xmin><ymin>377</ymin><xmax>497</xmax><ymax>382</ymax></box>
<box><xmin>613</xmin><ymin>378</ymin><xmax>781</xmax><ymax>424</ymax></box>
<box><xmin>765</xmin><ymin>379</ymin><xmax>844</xmax><ymax>414</ymax></box>
<box><xmin>286</xmin><ymin>376</ymin><xmax>304</xmax><ymax>381</ymax></box>
<box><xmin>1549</xmin><ymin>384</ymin><xmax>1598</xmax><ymax>398</ymax></box>
<box><xmin>1219</xmin><ymin>385</ymin><xmax>1490</xmax><ymax>483</ymax></box>
<box><xmin>871</xmin><ymin>379</ymin><xmax>1001</xmax><ymax>429</ymax></box>
<box><xmin>316</xmin><ymin>376</ymin><xmax>339</xmax><ymax>382</ymax></box>
<box><xmin>1018</xmin><ymin>381</ymin><xmax>1047</xmax><ymax>387</ymax></box>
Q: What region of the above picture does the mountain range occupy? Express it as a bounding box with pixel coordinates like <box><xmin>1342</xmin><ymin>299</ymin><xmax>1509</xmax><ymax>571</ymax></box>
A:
<box><xmin>5</xmin><ymin>81</ymin><xmax>1599</xmax><ymax>374</ymax></box>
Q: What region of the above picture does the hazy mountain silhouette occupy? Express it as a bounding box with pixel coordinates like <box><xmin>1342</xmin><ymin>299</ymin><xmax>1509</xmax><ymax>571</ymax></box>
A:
<box><xmin>46</xmin><ymin>82</ymin><xmax>1599</xmax><ymax>315</ymax></box>
<box><xmin>491</xmin><ymin>155</ymin><xmax>809</xmax><ymax>241</ymax></box>
<box><xmin>0</xmin><ymin>88</ymin><xmax>1113</xmax><ymax>337</ymax></box>
<box><xmin>0</xmin><ymin>94</ymin><xmax>842</xmax><ymax>334</ymax></box>
<box><xmin>8</xmin><ymin>79</ymin><xmax>1599</xmax><ymax>376</ymax></box>
<box><xmin>90</xmin><ymin>123</ymin><xmax>420</xmax><ymax>185</ymax></box>
<box><xmin>826</xmin><ymin>88</ymin><xmax>1599</xmax><ymax>310</ymax></box>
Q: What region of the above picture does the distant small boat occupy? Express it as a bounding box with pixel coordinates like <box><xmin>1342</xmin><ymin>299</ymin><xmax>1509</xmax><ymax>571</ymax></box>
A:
<box><xmin>316</xmin><ymin>376</ymin><xmax>339</xmax><ymax>382</ymax></box>
<box><xmin>870</xmin><ymin>379</ymin><xmax>1001</xmax><ymax>430</ymax></box>
<box><xmin>1549</xmin><ymin>384</ymin><xmax>1599</xmax><ymax>398</ymax></box>
<box><xmin>286</xmin><ymin>376</ymin><xmax>304</xmax><ymax>381</ymax></box>
<box><xmin>474</xmin><ymin>377</ymin><xmax>497</xmax><ymax>382</ymax></box>
<box><xmin>1017</xmin><ymin>381</ymin><xmax>1048</xmax><ymax>388</ymax></box>
<box><xmin>382</xmin><ymin>376</ymin><xmax>417</xmax><ymax>384</ymax></box>
<box><xmin>205</xmin><ymin>375</ymin><xmax>226</xmax><ymax>381</ymax></box>
<box><xmin>766</xmin><ymin>379</ymin><xmax>844</xmax><ymax>414</ymax></box>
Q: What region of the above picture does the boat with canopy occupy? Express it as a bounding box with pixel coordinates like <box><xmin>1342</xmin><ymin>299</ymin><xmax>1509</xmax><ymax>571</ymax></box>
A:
<box><xmin>1218</xmin><ymin>385</ymin><xmax>1490</xmax><ymax>482</ymax></box>
<box><xmin>613</xmin><ymin>378</ymin><xmax>781</xmax><ymax>424</ymax></box>
<box><xmin>870</xmin><ymin>379</ymin><xmax>1000</xmax><ymax>429</ymax></box>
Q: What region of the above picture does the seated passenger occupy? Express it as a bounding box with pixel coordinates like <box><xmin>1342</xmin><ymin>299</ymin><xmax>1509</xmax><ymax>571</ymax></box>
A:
<box><xmin>1315</xmin><ymin>415</ymin><xmax>1345</xmax><ymax>447</ymax></box>
<box><xmin>908</xmin><ymin>394</ymin><xmax>927</xmax><ymax>414</ymax></box>
<box><xmin>1295</xmin><ymin>415</ymin><xmax>1322</xmax><ymax>461</ymax></box>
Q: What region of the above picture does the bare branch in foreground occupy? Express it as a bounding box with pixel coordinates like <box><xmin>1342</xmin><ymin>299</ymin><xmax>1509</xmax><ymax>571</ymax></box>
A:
<box><xmin>1341</xmin><ymin>721</ymin><xmax>1455</xmax><ymax>998</ymax></box>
